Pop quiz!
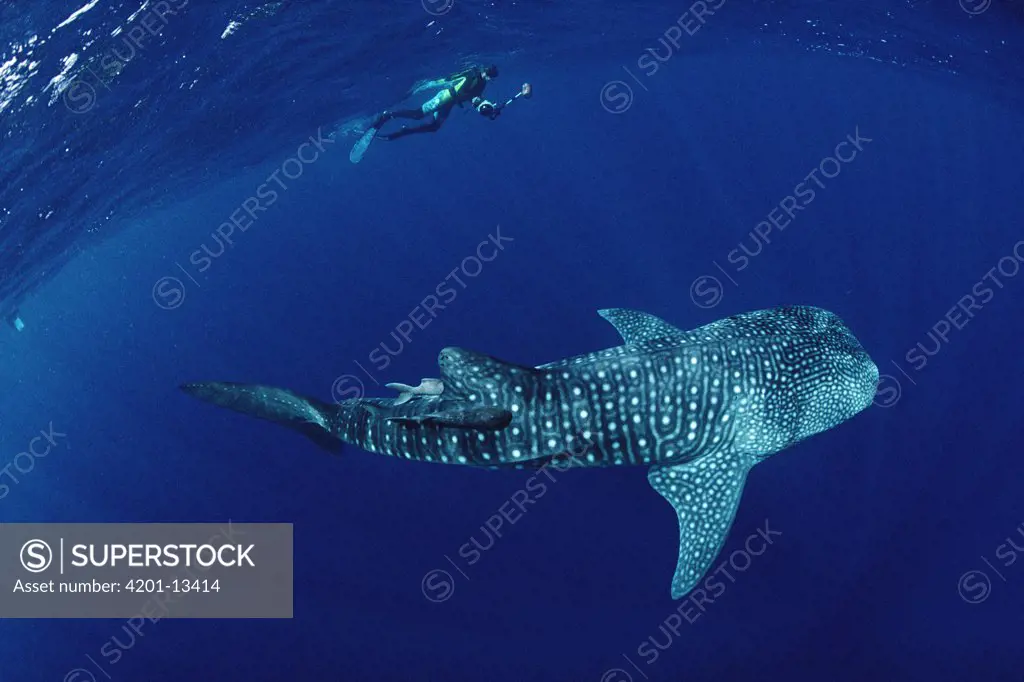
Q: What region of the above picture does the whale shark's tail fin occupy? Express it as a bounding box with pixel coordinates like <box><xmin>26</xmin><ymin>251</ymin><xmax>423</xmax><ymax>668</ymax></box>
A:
<box><xmin>179</xmin><ymin>382</ymin><xmax>343</xmax><ymax>454</ymax></box>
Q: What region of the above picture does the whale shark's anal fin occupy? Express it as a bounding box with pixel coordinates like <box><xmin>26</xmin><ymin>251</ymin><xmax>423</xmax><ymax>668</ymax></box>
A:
<box><xmin>648</xmin><ymin>450</ymin><xmax>755</xmax><ymax>599</ymax></box>
<box><xmin>292</xmin><ymin>421</ymin><xmax>345</xmax><ymax>454</ymax></box>
<box><xmin>180</xmin><ymin>382</ymin><xmax>342</xmax><ymax>455</ymax></box>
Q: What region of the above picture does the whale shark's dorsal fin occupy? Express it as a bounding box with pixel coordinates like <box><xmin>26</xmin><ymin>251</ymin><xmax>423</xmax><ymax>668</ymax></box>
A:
<box><xmin>598</xmin><ymin>308</ymin><xmax>687</xmax><ymax>346</ymax></box>
<box><xmin>648</xmin><ymin>448</ymin><xmax>757</xmax><ymax>599</ymax></box>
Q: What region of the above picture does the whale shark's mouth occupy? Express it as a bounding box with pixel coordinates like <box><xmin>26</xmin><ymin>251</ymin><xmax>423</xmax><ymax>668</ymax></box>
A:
<box><xmin>838</xmin><ymin>337</ymin><xmax>880</xmax><ymax>411</ymax></box>
<box><xmin>825</xmin><ymin>314</ymin><xmax>879</xmax><ymax>407</ymax></box>
<box><xmin>857</xmin><ymin>353</ymin><xmax>881</xmax><ymax>411</ymax></box>
<box><xmin>864</xmin><ymin>354</ymin><xmax>880</xmax><ymax>388</ymax></box>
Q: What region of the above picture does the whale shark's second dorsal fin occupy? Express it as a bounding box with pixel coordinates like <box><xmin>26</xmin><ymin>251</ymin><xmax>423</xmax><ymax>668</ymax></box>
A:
<box><xmin>598</xmin><ymin>308</ymin><xmax>687</xmax><ymax>346</ymax></box>
<box><xmin>648</xmin><ymin>448</ymin><xmax>757</xmax><ymax>599</ymax></box>
<box><xmin>438</xmin><ymin>348</ymin><xmax>537</xmax><ymax>398</ymax></box>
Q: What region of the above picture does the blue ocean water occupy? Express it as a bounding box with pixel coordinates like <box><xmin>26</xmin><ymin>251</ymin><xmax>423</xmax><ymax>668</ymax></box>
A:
<box><xmin>2</xmin><ymin>0</ymin><xmax>1023</xmax><ymax>679</ymax></box>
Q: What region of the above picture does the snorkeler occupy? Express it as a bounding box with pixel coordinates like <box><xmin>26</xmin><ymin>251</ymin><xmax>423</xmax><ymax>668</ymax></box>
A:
<box><xmin>348</xmin><ymin>64</ymin><xmax>532</xmax><ymax>163</ymax></box>
<box><xmin>373</xmin><ymin>64</ymin><xmax>500</xmax><ymax>141</ymax></box>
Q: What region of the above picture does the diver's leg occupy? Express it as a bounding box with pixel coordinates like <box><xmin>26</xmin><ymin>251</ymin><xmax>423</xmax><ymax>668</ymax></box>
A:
<box><xmin>372</xmin><ymin>108</ymin><xmax>423</xmax><ymax>128</ymax></box>
<box><xmin>389</xmin><ymin>109</ymin><xmax>426</xmax><ymax>120</ymax></box>
<box><xmin>377</xmin><ymin>115</ymin><xmax>443</xmax><ymax>141</ymax></box>
<box><xmin>375</xmin><ymin>90</ymin><xmax>456</xmax><ymax>141</ymax></box>
<box><xmin>376</xmin><ymin>88</ymin><xmax>453</xmax><ymax>129</ymax></box>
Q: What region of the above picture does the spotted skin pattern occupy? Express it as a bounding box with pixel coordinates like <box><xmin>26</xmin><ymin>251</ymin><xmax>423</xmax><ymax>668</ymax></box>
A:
<box><xmin>183</xmin><ymin>305</ymin><xmax>879</xmax><ymax>598</ymax></box>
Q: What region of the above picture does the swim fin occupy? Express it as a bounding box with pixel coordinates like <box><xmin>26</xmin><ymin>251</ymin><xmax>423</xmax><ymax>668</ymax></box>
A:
<box><xmin>349</xmin><ymin>125</ymin><xmax>378</xmax><ymax>164</ymax></box>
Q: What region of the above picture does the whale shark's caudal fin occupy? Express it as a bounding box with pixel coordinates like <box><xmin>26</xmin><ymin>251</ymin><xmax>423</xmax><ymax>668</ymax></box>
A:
<box><xmin>179</xmin><ymin>382</ymin><xmax>343</xmax><ymax>454</ymax></box>
<box><xmin>648</xmin><ymin>448</ymin><xmax>756</xmax><ymax>599</ymax></box>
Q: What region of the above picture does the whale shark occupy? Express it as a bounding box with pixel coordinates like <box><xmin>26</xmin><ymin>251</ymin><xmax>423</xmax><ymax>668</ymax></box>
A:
<box><xmin>181</xmin><ymin>305</ymin><xmax>879</xmax><ymax>598</ymax></box>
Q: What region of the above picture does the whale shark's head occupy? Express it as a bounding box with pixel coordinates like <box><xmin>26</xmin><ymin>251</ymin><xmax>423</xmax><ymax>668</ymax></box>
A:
<box><xmin>769</xmin><ymin>307</ymin><xmax>879</xmax><ymax>448</ymax></box>
<box><xmin>829</xmin><ymin>316</ymin><xmax>879</xmax><ymax>408</ymax></box>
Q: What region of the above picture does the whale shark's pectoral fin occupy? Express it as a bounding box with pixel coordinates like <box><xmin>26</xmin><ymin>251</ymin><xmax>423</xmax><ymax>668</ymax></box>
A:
<box><xmin>648</xmin><ymin>449</ymin><xmax>756</xmax><ymax>599</ymax></box>
<box><xmin>385</xmin><ymin>407</ymin><xmax>513</xmax><ymax>431</ymax></box>
<box><xmin>598</xmin><ymin>308</ymin><xmax>688</xmax><ymax>346</ymax></box>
